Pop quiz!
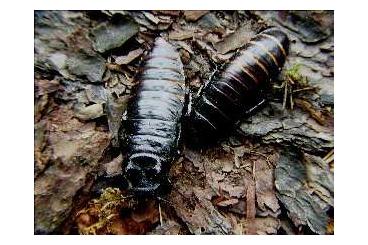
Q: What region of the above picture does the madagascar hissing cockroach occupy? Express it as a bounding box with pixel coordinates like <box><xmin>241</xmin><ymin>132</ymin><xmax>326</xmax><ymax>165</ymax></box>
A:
<box><xmin>188</xmin><ymin>27</ymin><xmax>289</xmax><ymax>143</ymax></box>
<box><xmin>119</xmin><ymin>37</ymin><xmax>186</xmax><ymax>196</ymax></box>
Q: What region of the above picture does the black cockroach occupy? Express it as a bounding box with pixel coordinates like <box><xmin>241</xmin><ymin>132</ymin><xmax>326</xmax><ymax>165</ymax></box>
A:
<box><xmin>119</xmin><ymin>38</ymin><xmax>186</xmax><ymax>196</ymax></box>
<box><xmin>188</xmin><ymin>27</ymin><xmax>289</xmax><ymax>142</ymax></box>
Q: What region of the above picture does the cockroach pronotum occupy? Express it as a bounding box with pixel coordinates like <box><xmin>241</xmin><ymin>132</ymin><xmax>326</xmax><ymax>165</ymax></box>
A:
<box><xmin>119</xmin><ymin>38</ymin><xmax>186</xmax><ymax>196</ymax></box>
<box><xmin>188</xmin><ymin>27</ymin><xmax>289</xmax><ymax>143</ymax></box>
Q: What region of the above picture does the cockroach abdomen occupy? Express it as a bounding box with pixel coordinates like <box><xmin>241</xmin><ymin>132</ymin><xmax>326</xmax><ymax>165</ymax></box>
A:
<box><xmin>188</xmin><ymin>28</ymin><xmax>289</xmax><ymax>143</ymax></box>
<box><xmin>120</xmin><ymin>38</ymin><xmax>186</xmax><ymax>196</ymax></box>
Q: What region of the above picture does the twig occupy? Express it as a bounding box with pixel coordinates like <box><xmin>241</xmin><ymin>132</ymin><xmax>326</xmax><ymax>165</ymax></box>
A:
<box><xmin>323</xmin><ymin>149</ymin><xmax>334</xmax><ymax>162</ymax></box>
<box><xmin>293</xmin><ymin>87</ymin><xmax>317</xmax><ymax>93</ymax></box>
<box><xmin>273</xmin><ymin>83</ymin><xmax>285</xmax><ymax>89</ymax></box>
<box><xmin>158</xmin><ymin>202</ymin><xmax>163</xmax><ymax>227</ymax></box>
<box><xmin>287</xmin><ymin>77</ymin><xmax>295</xmax><ymax>85</ymax></box>
<box><xmin>290</xmin><ymin>85</ymin><xmax>294</xmax><ymax>110</ymax></box>
<box><xmin>324</xmin><ymin>155</ymin><xmax>334</xmax><ymax>165</ymax></box>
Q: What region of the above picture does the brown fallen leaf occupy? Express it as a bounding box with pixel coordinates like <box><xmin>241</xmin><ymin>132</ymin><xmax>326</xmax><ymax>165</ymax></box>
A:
<box><xmin>153</xmin><ymin>10</ymin><xmax>181</xmax><ymax>16</ymax></box>
<box><xmin>104</xmin><ymin>154</ymin><xmax>123</xmax><ymax>176</ymax></box>
<box><xmin>216</xmin><ymin>198</ymin><xmax>239</xmax><ymax>207</ymax></box>
<box><xmin>184</xmin><ymin>11</ymin><xmax>209</xmax><ymax>21</ymax></box>
<box><xmin>179</xmin><ymin>48</ymin><xmax>191</xmax><ymax>64</ymax></box>
<box><xmin>74</xmin><ymin>103</ymin><xmax>104</xmax><ymax>121</ymax></box>
<box><xmin>294</xmin><ymin>98</ymin><xmax>326</xmax><ymax>125</ymax></box>
<box><xmin>254</xmin><ymin>158</ymin><xmax>280</xmax><ymax>216</ymax></box>
<box><xmin>35</xmin><ymin>79</ymin><xmax>60</xmax><ymax>97</ymax></box>
<box><xmin>169</xmin><ymin>29</ymin><xmax>195</xmax><ymax>41</ymax></box>
<box><xmin>143</xmin><ymin>11</ymin><xmax>161</xmax><ymax>24</ymax></box>
<box><xmin>34</xmin><ymin>94</ymin><xmax>49</xmax><ymax>122</ymax></box>
<box><xmin>193</xmin><ymin>39</ymin><xmax>234</xmax><ymax>63</ymax></box>
<box><xmin>249</xmin><ymin>217</ymin><xmax>280</xmax><ymax>235</ymax></box>
<box><xmin>114</xmin><ymin>48</ymin><xmax>144</xmax><ymax>65</ymax></box>
<box><xmin>214</xmin><ymin>24</ymin><xmax>255</xmax><ymax>54</ymax></box>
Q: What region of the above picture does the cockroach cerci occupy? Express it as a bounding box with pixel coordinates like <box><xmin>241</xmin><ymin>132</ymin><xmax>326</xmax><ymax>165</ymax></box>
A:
<box><xmin>188</xmin><ymin>27</ymin><xmax>289</xmax><ymax>142</ymax></box>
<box><xmin>119</xmin><ymin>38</ymin><xmax>186</xmax><ymax>196</ymax></box>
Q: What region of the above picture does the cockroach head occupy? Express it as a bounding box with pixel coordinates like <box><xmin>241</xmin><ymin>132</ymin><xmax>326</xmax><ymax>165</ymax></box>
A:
<box><xmin>124</xmin><ymin>153</ymin><xmax>168</xmax><ymax>197</ymax></box>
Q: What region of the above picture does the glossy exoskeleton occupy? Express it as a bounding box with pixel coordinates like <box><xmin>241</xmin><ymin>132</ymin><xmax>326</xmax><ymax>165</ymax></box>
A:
<box><xmin>188</xmin><ymin>28</ymin><xmax>289</xmax><ymax>142</ymax></box>
<box><xmin>120</xmin><ymin>38</ymin><xmax>186</xmax><ymax>196</ymax></box>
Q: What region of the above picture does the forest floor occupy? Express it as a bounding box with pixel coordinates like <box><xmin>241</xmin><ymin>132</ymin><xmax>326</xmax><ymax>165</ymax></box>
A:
<box><xmin>34</xmin><ymin>10</ymin><xmax>334</xmax><ymax>235</ymax></box>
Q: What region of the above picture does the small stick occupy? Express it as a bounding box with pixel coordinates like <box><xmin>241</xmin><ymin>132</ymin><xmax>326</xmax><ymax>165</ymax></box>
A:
<box><xmin>287</xmin><ymin>77</ymin><xmax>295</xmax><ymax>85</ymax></box>
<box><xmin>293</xmin><ymin>87</ymin><xmax>316</xmax><ymax>93</ymax></box>
<box><xmin>324</xmin><ymin>154</ymin><xmax>334</xmax><ymax>165</ymax></box>
<box><xmin>158</xmin><ymin>202</ymin><xmax>163</xmax><ymax>227</ymax></box>
<box><xmin>323</xmin><ymin>149</ymin><xmax>334</xmax><ymax>161</ymax></box>
<box><xmin>290</xmin><ymin>86</ymin><xmax>294</xmax><ymax>110</ymax></box>
<box><xmin>273</xmin><ymin>83</ymin><xmax>285</xmax><ymax>89</ymax></box>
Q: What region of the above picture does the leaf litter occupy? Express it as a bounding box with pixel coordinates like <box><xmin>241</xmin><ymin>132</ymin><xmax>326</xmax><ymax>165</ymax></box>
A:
<box><xmin>34</xmin><ymin>10</ymin><xmax>334</xmax><ymax>235</ymax></box>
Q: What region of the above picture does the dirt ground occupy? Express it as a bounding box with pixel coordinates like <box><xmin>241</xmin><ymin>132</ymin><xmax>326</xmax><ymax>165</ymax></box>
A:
<box><xmin>34</xmin><ymin>10</ymin><xmax>334</xmax><ymax>235</ymax></box>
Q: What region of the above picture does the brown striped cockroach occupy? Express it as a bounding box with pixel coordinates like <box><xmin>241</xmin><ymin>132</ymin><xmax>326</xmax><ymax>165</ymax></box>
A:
<box><xmin>187</xmin><ymin>27</ymin><xmax>289</xmax><ymax>143</ymax></box>
<box><xmin>119</xmin><ymin>38</ymin><xmax>186</xmax><ymax>196</ymax></box>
